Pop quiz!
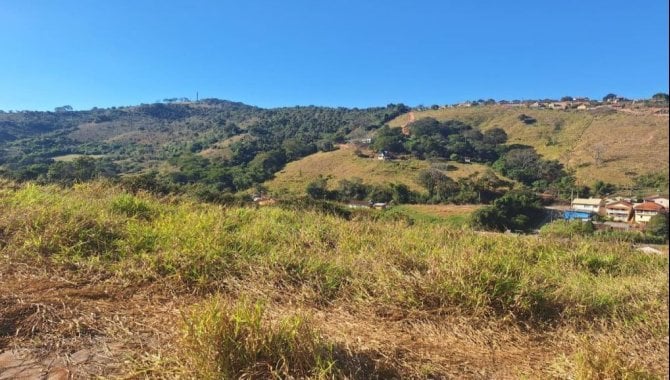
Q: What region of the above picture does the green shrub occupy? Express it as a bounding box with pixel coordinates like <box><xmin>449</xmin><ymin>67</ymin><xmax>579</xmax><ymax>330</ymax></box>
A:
<box><xmin>110</xmin><ymin>193</ymin><xmax>154</xmax><ymax>219</ymax></box>
<box><xmin>540</xmin><ymin>220</ymin><xmax>594</xmax><ymax>238</ymax></box>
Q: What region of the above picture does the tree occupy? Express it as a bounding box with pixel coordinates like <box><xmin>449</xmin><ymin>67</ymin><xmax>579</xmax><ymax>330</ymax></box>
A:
<box><xmin>337</xmin><ymin>178</ymin><xmax>368</xmax><ymax>201</ymax></box>
<box><xmin>651</xmin><ymin>93</ymin><xmax>669</xmax><ymax>102</ymax></box>
<box><xmin>646</xmin><ymin>214</ymin><xmax>669</xmax><ymax>240</ymax></box>
<box><xmin>482</xmin><ymin>127</ymin><xmax>508</xmax><ymax>145</ymax></box>
<box><xmin>470</xmin><ymin>190</ymin><xmax>543</xmax><ymax>232</ymax></box>
<box><xmin>389</xmin><ymin>183</ymin><xmax>412</xmax><ymax>204</ymax></box>
<box><xmin>54</xmin><ymin>105</ymin><xmax>73</xmax><ymax>113</ymax></box>
<box><xmin>560</xmin><ymin>96</ymin><xmax>574</xmax><ymax>102</ymax></box>
<box><xmin>418</xmin><ymin>168</ymin><xmax>457</xmax><ymax>202</ymax></box>
<box><xmin>306</xmin><ymin>176</ymin><xmax>329</xmax><ymax>200</ymax></box>
<box><xmin>592</xmin><ymin>143</ymin><xmax>605</xmax><ymax>167</ymax></box>
<box><xmin>602</xmin><ymin>93</ymin><xmax>618</xmax><ymax>102</ymax></box>
<box><xmin>593</xmin><ymin>181</ymin><xmax>616</xmax><ymax>196</ymax></box>
<box><xmin>518</xmin><ymin>114</ymin><xmax>536</xmax><ymax>125</ymax></box>
<box><xmin>371</xmin><ymin>126</ymin><xmax>406</xmax><ymax>153</ymax></box>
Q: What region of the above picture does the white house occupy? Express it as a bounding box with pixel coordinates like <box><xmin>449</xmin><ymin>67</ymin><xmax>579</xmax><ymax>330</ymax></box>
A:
<box><xmin>377</xmin><ymin>151</ymin><xmax>389</xmax><ymax>161</ymax></box>
<box><xmin>571</xmin><ymin>198</ymin><xmax>605</xmax><ymax>214</ymax></box>
<box><xmin>633</xmin><ymin>201</ymin><xmax>666</xmax><ymax>223</ymax></box>
<box><xmin>348</xmin><ymin>200</ymin><xmax>372</xmax><ymax>209</ymax></box>
<box><xmin>605</xmin><ymin>201</ymin><xmax>634</xmax><ymax>222</ymax></box>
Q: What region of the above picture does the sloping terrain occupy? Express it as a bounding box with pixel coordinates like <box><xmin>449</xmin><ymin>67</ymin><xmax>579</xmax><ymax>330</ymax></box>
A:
<box><xmin>264</xmin><ymin>144</ymin><xmax>492</xmax><ymax>194</ymax></box>
<box><xmin>388</xmin><ymin>106</ymin><xmax>669</xmax><ymax>185</ymax></box>
<box><xmin>1</xmin><ymin>181</ymin><xmax>668</xmax><ymax>378</ymax></box>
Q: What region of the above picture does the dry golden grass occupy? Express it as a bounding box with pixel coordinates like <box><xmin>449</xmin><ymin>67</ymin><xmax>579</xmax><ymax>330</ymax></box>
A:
<box><xmin>265</xmin><ymin>144</ymin><xmax>491</xmax><ymax>194</ymax></box>
<box><xmin>1</xmin><ymin>181</ymin><xmax>667</xmax><ymax>379</ymax></box>
<box><xmin>199</xmin><ymin>133</ymin><xmax>249</xmax><ymax>160</ymax></box>
<box><xmin>389</xmin><ymin>106</ymin><xmax>669</xmax><ymax>185</ymax></box>
<box><xmin>52</xmin><ymin>153</ymin><xmax>105</xmax><ymax>162</ymax></box>
<box><xmin>401</xmin><ymin>204</ymin><xmax>482</xmax><ymax>218</ymax></box>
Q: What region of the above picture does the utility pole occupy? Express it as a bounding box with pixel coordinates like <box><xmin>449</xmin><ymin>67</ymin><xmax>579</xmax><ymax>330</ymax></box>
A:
<box><xmin>196</xmin><ymin>91</ymin><xmax>199</xmax><ymax>102</ymax></box>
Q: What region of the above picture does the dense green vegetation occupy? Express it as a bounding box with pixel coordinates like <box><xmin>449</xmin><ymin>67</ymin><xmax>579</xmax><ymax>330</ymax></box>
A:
<box><xmin>373</xmin><ymin>117</ymin><xmax>507</xmax><ymax>162</ymax></box>
<box><xmin>0</xmin><ymin>101</ymin><xmax>409</xmax><ymax>196</ymax></box>
<box><xmin>469</xmin><ymin>190</ymin><xmax>545</xmax><ymax>232</ymax></box>
<box><xmin>2</xmin><ymin>100</ymin><xmax>668</xmax><ymax>236</ymax></box>
<box><xmin>304</xmin><ymin>169</ymin><xmax>511</xmax><ymax>205</ymax></box>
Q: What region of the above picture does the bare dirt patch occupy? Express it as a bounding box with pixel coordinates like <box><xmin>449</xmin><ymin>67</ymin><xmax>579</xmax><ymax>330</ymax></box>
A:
<box><xmin>0</xmin><ymin>264</ymin><xmax>189</xmax><ymax>378</ymax></box>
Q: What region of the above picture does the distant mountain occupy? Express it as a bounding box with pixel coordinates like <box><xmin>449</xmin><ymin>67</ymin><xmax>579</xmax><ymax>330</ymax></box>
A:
<box><xmin>0</xmin><ymin>100</ymin><xmax>410</xmax><ymax>192</ymax></box>
<box><xmin>0</xmin><ymin>100</ymin><xmax>667</xmax><ymax>198</ymax></box>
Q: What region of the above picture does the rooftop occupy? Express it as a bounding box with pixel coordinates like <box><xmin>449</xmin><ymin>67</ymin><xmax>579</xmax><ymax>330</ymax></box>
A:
<box><xmin>633</xmin><ymin>201</ymin><xmax>666</xmax><ymax>212</ymax></box>
<box><xmin>572</xmin><ymin>198</ymin><xmax>603</xmax><ymax>206</ymax></box>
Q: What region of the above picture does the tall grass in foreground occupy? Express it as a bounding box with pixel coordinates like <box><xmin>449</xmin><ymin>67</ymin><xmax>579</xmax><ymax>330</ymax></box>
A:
<box><xmin>180</xmin><ymin>298</ymin><xmax>335</xmax><ymax>379</ymax></box>
<box><xmin>1</xmin><ymin>180</ymin><xmax>668</xmax><ymax>378</ymax></box>
<box><xmin>1</xmin><ymin>180</ymin><xmax>667</xmax><ymax>326</ymax></box>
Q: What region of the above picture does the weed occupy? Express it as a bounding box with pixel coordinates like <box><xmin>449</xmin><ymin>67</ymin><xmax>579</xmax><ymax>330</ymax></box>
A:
<box><xmin>180</xmin><ymin>297</ymin><xmax>336</xmax><ymax>379</ymax></box>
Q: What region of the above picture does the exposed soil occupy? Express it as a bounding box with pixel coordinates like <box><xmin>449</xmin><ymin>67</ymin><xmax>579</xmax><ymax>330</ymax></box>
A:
<box><xmin>0</xmin><ymin>263</ymin><xmax>188</xmax><ymax>379</ymax></box>
<box><xmin>2</xmin><ymin>259</ymin><xmax>665</xmax><ymax>378</ymax></box>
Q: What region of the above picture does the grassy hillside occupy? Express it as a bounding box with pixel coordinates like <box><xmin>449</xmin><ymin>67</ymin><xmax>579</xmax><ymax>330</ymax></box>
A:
<box><xmin>0</xmin><ymin>180</ymin><xmax>668</xmax><ymax>378</ymax></box>
<box><xmin>392</xmin><ymin>204</ymin><xmax>482</xmax><ymax>226</ymax></box>
<box><xmin>265</xmin><ymin>144</ymin><xmax>493</xmax><ymax>195</ymax></box>
<box><xmin>389</xmin><ymin>106</ymin><xmax>669</xmax><ymax>186</ymax></box>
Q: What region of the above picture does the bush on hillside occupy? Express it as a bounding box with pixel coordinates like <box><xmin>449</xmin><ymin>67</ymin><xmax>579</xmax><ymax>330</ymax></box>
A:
<box><xmin>646</xmin><ymin>214</ymin><xmax>669</xmax><ymax>241</ymax></box>
<box><xmin>469</xmin><ymin>190</ymin><xmax>543</xmax><ymax>232</ymax></box>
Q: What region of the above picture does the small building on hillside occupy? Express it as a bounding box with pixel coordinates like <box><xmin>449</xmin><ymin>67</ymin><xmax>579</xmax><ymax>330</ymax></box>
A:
<box><xmin>605</xmin><ymin>201</ymin><xmax>634</xmax><ymax>222</ymax></box>
<box><xmin>253</xmin><ymin>194</ymin><xmax>276</xmax><ymax>206</ymax></box>
<box><xmin>633</xmin><ymin>201</ymin><xmax>667</xmax><ymax>223</ymax></box>
<box><xmin>548</xmin><ymin>102</ymin><xmax>569</xmax><ymax>110</ymax></box>
<box><xmin>377</xmin><ymin>151</ymin><xmax>390</xmax><ymax>161</ymax></box>
<box><xmin>571</xmin><ymin>198</ymin><xmax>605</xmax><ymax>214</ymax></box>
<box><xmin>372</xmin><ymin>202</ymin><xmax>388</xmax><ymax>210</ymax></box>
<box><xmin>348</xmin><ymin>200</ymin><xmax>372</xmax><ymax>209</ymax></box>
<box><xmin>563</xmin><ymin>210</ymin><xmax>595</xmax><ymax>221</ymax></box>
<box><xmin>644</xmin><ymin>195</ymin><xmax>669</xmax><ymax>209</ymax></box>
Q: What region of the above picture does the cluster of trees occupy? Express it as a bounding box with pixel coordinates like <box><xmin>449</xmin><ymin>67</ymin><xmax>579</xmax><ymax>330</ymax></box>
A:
<box><xmin>0</xmin><ymin>156</ymin><xmax>120</xmax><ymax>186</ymax></box>
<box><xmin>161</xmin><ymin>104</ymin><xmax>411</xmax><ymax>193</ymax></box>
<box><xmin>469</xmin><ymin>190</ymin><xmax>544</xmax><ymax>232</ymax></box>
<box><xmin>372</xmin><ymin>117</ymin><xmax>508</xmax><ymax>162</ymax></box>
<box><xmin>305</xmin><ymin>177</ymin><xmax>415</xmax><ymax>204</ymax></box>
<box><xmin>0</xmin><ymin>101</ymin><xmax>411</xmax><ymax>197</ymax></box>
<box><xmin>493</xmin><ymin>148</ymin><xmax>564</xmax><ymax>185</ymax></box>
<box><xmin>305</xmin><ymin>169</ymin><xmax>511</xmax><ymax>206</ymax></box>
<box><xmin>416</xmin><ymin>168</ymin><xmax>511</xmax><ymax>204</ymax></box>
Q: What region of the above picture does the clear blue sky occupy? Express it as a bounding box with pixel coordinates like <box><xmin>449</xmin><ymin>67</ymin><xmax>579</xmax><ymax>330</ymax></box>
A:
<box><xmin>1</xmin><ymin>0</ymin><xmax>668</xmax><ymax>111</ymax></box>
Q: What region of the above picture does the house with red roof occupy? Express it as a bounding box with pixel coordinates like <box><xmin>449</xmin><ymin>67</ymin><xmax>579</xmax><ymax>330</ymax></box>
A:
<box><xmin>633</xmin><ymin>201</ymin><xmax>667</xmax><ymax>223</ymax></box>
<box><xmin>643</xmin><ymin>195</ymin><xmax>669</xmax><ymax>209</ymax></box>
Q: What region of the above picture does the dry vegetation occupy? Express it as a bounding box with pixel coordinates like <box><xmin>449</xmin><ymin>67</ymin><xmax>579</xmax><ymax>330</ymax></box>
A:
<box><xmin>265</xmin><ymin>144</ymin><xmax>491</xmax><ymax>195</ymax></box>
<box><xmin>0</xmin><ymin>181</ymin><xmax>668</xmax><ymax>378</ymax></box>
<box><xmin>388</xmin><ymin>106</ymin><xmax>670</xmax><ymax>185</ymax></box>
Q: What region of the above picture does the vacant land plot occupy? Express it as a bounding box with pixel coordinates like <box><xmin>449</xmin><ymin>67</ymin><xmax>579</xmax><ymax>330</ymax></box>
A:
<box><xmin>389</xmin><ymin>106</ymin><xmax>669</xmax><ymax>185</ymax></box>
<box><xmin>265</xmin><ymin>145</ymin><xmax>491</xmax><ymax>195</ymax></box>
<box><xmin>1</xmin><ymin>181</ymin><xmax>667</xmax><ymax>378</ymax></box>
<box><xmin>51</xmin><ymin>153</ymin><xmax>106</xmax><ymax>162</ymax></box>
